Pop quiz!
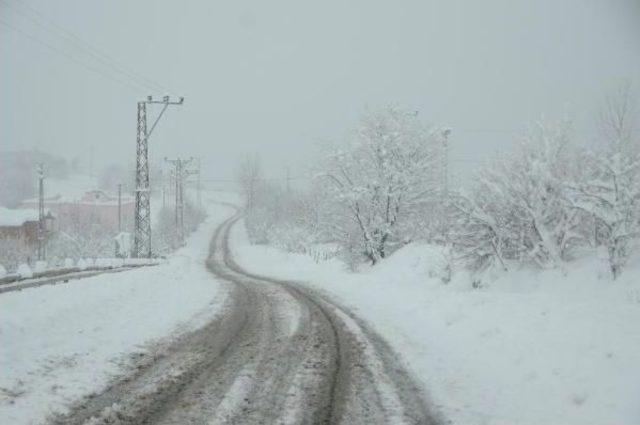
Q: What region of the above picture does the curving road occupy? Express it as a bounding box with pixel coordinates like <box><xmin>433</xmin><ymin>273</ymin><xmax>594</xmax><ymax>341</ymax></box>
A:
<box><xmin>51</xmin><ymin>209</ymin><xmax>441</xmax><ymax>425</ymax></box>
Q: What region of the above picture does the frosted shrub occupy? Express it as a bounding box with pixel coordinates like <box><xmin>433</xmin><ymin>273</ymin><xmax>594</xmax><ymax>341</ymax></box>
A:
<box><xmin>0</xmin><ymin>238</ymin><xmax>32</xmax><ymax>271</ymax></box>
<box><xmin>269</xmin><ymin>224</ymin><xmax>314</xmax><ymax>253</ymax></box>
<box><xmin>571</xmin><ymin>149</ymin><xmax>640</xmax><ymax>279</ymax></box>
<box><xmin>319</xmin><ymin>106</ymin><xmax>441</xmax><ymax>265</ymax></box>
<box><xmin>245</xmin><ymin>206</ymin><xmax>272</xmax><ymax>244</ymax></box>
<box><xmin>451</xmin><ymin>121</ymin><xmax>587</xmax><ymax>271</ymax></box>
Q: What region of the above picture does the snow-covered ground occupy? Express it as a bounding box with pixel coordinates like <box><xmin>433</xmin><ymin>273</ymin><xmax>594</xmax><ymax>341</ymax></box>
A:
<box><xmin>230</xmin><ymin>220</ymin><xmax>640</xmax><ymax>425</ymax></box>
<box><xmin>0</xmin><ymin>201</ymin><xmax>233</xmax><ymax>424</ymax></box>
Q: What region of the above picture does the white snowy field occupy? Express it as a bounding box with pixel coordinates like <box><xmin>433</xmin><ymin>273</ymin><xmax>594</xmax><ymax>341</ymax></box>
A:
<box><xmin>230</xmin><ymin>221</ymin><xmax>640</xmax><ymax>425</ymax></box>
<box><xmin>0</xmin><ymin>201</ymin><xmax>233</xmax><ymax>425</ymax></box>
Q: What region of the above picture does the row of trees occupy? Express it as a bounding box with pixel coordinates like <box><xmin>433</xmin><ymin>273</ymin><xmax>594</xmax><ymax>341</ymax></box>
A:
<box><xmin>240</xmin><ymin>87</ymin><xmax>639</xmax><ymax>279</ymax></box>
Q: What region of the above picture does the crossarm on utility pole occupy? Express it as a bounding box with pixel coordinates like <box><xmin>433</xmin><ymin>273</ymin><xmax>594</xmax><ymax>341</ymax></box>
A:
<box><xmin>147</xmin><ymin>102</ymin><xmax>169</xmax><ymax>139</ymax></box>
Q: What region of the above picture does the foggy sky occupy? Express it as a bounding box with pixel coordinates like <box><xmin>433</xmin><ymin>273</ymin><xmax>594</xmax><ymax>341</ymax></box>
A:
<box><xmin>1</xmin><ymin>0</ymin><xmax>639</xmax><ymax>184</ymax></box>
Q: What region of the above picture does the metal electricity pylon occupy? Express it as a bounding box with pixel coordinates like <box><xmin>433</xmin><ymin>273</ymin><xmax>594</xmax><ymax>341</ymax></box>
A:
<box><xmin>133</xmin><ymin>95</ymin><xmax>184</xmax><ymax>258</ymax></box>
<box><xmin>165</xmin><ymin>156</ymin><xmax>195</xmax><ymax>245</ymax></box>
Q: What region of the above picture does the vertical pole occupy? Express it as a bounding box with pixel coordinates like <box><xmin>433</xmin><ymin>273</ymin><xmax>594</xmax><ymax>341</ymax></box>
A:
<box><xmin>442</xmin><ymin>129</ymin><xmax>450</xmax><ymax>198</ymax></box>
<box><xmin>441</xmin><ymin>128</ymin><xmax>451</xmax><ymax>243</ymax></box>
<box><xmin>133</xmin><ymin>95</ymin><xmax>184</xmax><ymax>257</ymax></box>
<box><xmin>133</xmin><ymin>101</ymin><xmax>151</xmax><ymax>258</ymax></box>
<box><xmin>286</xmin><ymin>166</ymin><xmax>291</xmax><ymax>193</ymax></box>
<box><xmin>118</xmin><ymin>183</ymin><xmax>122</xmax><ymax>233</ymax></box>
<box><xmin>160</xmin><ymin>169</ymin><xmax>166</xmax><ymax>209</ymax></box>
<box><xmin>174</xmin><ymin>161</ymin><xmax>179</xmax><ymax>233</ymax></box>
<box><xmin>178</xmin><ymin>160</ymin><xmax>184</xmax><ymax>244</ymax></box>
<box><xmin>89</xmin><ymin>144</ymin><xmax>94</xmax><ymax>179</ymax></box>
<box><xmin>197</xmin><ymin>158</ymin><xmax>202</xmax><ymax>208</ymax></box>
<box><xmin>37</xmin><ymin>163</ymin><xmax>45</xmax><ymax>261</ymax></box>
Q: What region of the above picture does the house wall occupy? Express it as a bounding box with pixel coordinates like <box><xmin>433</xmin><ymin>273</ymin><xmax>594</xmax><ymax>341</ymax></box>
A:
<box><xmin>21</xmin><ymin>200</ymin><xmax>134</xmax><ymax>235</ymax></box>
<box><xmin>0</xmin><ymin>221</ymin><xmax>39</xmax><ymax>250</ymax></box>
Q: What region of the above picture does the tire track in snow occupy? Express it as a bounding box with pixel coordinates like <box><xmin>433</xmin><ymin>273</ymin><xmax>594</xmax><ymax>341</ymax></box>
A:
<box><xmin>50</xmin><ymin>207</ymin><xmax>442</xmax><ymax>425</ymax></box>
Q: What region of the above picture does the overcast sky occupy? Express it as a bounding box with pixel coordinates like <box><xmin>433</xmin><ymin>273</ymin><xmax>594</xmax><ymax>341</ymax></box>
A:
<box><xmin>1</xmin><ymin>0</ymin><xmax>639</xmax><ymax>183</ymax></box>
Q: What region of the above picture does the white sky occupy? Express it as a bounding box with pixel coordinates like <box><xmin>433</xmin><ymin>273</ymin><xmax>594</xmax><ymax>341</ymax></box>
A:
<box><xmin>1</xmin><ymin>0</ymin><xmax>639</xmax><ymax>183</ymax></box>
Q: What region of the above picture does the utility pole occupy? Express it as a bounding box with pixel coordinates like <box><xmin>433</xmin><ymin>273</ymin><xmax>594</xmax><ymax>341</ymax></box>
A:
<box><xmin>37</xmin><ymin>163</ymin><xmax>46</xmax><ymax>261</ymax></box>
<box><xmin>441</xmin><ymin>128</ymin><xmax>451</xmax><ymax>197</ymax></box>
<box><xmin>162</xmin><ymin>170</ymin><xmax>166</xmax><ymax>209</ymax></box>
<box><xmin>117</xmin><ymin>183</ymin><xmax>122</xmax><ymax>233</ymax></box>
<box><xmin>286</xmin><ymin>166</ymin><xmax>291</xmax><ymax>194</ymax></box>
<box><xmin>133</xmin><ymin>95</ymin><xmax>184</xmax><ymax>258</ymax></box>
<box><xmin>440</xmin><ymin>128</ymin><xmax>452</xmax><ymax>243</ymax></box>
<box><xmin>89</xmin><ymin>144</ymin><xmax>94</xmax><ymax>179</ymax></box>
<box><xmin>197</xmin><ymin>158</ymin><xmax>202</xmax><ymax>208</ymax></box>
<box><xmin>165</xmin><ymin>157</ymin><xmax>194</xmax><ymax>245</ymax></box>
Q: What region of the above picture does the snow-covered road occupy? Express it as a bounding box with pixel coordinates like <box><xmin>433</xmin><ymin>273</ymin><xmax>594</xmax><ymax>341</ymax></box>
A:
<box><xmin>49</xmin><ymin>208</ymin><xmax>439</xmax><ymax>424</ymax></box>
<box><xmin>2</xmin><ymin>201</ymin><xmax>441</xmax><ymax>424</ymax></box>
<box><xmin>0</xmin><ymin>203</ymin><xmax>233</xmax><ymax>424</ymax></box>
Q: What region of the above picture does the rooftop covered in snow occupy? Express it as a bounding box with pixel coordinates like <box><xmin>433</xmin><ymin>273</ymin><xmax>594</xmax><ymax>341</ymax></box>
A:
<box><xmin>0</xmin><ymin>207</ymin><xmax>52</xmax><ymax>227</ymax></box>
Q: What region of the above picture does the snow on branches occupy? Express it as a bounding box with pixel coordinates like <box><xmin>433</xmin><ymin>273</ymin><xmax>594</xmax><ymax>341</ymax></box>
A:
<box><xmin>320</xmin><ymin>106</ymin><xmax>441</xmax><ymax>264</ymax></box>
<box><xmin>238</xmin><ymin>85</ymin><xmax>640</xmax><ymax>279</ymax></box>
<box><xmin>451</xmin><ymin>121</ymin><xmax>585</xmax><ymax>270</ymax></box>
<box><xmin>569</xmin><ymin>143</ymin><xmax>640</xmax><ymax>279</ymax></box>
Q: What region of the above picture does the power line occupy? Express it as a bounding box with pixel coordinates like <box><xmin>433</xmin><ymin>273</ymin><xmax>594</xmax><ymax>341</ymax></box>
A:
<box><xmin>200</xmin><ymin>176</ymin><xmax>310</xmax><ymax>183</ymax></box>
<box><xmin>1</xmin><ymin>0</ymin><xmax>173</xmax><ymax>95</ymax></box>
<box><xmin>454</xmin><ymin>128</ymin><xmax>523</xmax><ymax>135</ymax></box>
<box><xmin>0</xmin><ymin>18</ymin><xmax>147</xmax><ymax>93</ymax></box>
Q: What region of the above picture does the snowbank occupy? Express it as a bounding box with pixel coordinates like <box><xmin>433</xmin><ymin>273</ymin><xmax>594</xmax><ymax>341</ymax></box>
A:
<box><xmin>230</xmin><ymin>220</ymin><xmax>640</xmax><ymax>425</ymax></box>
<box><xmin>16</xmin><ymin>264</ymin><xmax>32</xmax><ymax>279</ymax></box>
<box><xmin>0</xmin><ymin>202</ymin><xmax>234</xmax><ymax>424</ymax></box>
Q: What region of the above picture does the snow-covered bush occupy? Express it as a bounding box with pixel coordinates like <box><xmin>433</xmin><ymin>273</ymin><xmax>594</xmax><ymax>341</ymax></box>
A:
<box><xmin>451</xmin><ymin>121</ymin><xmax>587</xmax><ymax>270</ymax></box>
<box><xmin>47</xmin><ymin>217</ymin><xmax>114</xmax><ymax>260</ymax></box>
<box><xmin>0</xmin><ymin>237</ymin><xmax>32</xmax><ymax>272</ymax></box>
<box><xmin>152</xmin><ymin>201</ymin><xmax>207</xmax><ymax>255</ymax></box>
<box><xmin>319</xmin><ymin>106</ymin><xmax>441</xmax><ymax>264</ymax></box>
<box><xmin>77</xmin><ymin>258</ymin><xmax>88</xmax><ymax>270</ymax></box>
<box><xmin>244</xmin><ymin>181</ymin><xmax>320</xmax><ymax>251</ymax></box>
<box><xmin>570</xmin><ymin>151</ymin><xmax>640</xmax><ymax>278</ymax></box>
<box><xmin>0</xmin><ymin>264</ymin><xmax>7</xmax><ymax>278</ymax></box>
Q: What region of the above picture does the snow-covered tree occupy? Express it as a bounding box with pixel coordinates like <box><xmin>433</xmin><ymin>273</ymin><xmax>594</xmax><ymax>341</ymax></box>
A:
<box><xmin>570</xmin><ymin>149</ymin><xmax>640</xmax><ymax>278</ymax></box>
<box><xmin>152</xmin><ymin>201</ymin><xmax>207</xmax><ymax>254</ymax></box>
<box><xmin>236</xmin><ymin>154</ymin><xmax>263</xmax><ymax>211</ymax></box>
<box><xmin>569</xmin><ymin>84</ymin><xmax>640</xmax><ymax>278</ymax></box>
<box><xmin>47</xmin><ymin>216</ymin><xmax>114</xmax><ymax>260</ymax></box>
<box><xmin>451</xmin><ymin>120</ymin><xmax>586</xmax><ymax>270</ymax></box>
<box><xmin>320</xmin><ymin>106</ymin><xmax>440</xmax><ymax>264</ymax></box>
<box><xmin>449</xmin><ymin>189</ymin><xmax>511</xmax><ymax>272</ymax></box>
